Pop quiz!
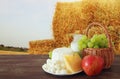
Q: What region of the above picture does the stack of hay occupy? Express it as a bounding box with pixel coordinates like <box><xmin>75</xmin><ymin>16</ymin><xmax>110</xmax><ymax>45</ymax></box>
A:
<box><xmin>29</xmin><ymin>40</ymin><xmax>56</xmax><ymax>54</ymax></box>
<box><xmin>29</xmin><ymin>0</ymin><xmax>120</xmax><ymax>54</ymax></box>
<box><xmin>53</xmin><ymin>2</ymin><xmax>85</xmax><ymax>47</ymax></box>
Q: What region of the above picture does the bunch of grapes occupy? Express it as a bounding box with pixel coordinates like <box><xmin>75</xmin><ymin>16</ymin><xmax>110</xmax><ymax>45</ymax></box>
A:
<box><xmin>78</xmin><ymin>34</ymin><xmax>108</xmax><ymax>51</ymax></box>
<box><xmin>78</xmin><ymin>35</ymin><xmax>89</xmax><ymax>51</ymax></box>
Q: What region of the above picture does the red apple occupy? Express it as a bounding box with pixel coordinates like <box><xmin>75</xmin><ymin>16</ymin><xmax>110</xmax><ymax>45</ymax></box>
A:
<box><xmin>82</xmin><ymin>55</ymin><xmax>104</xmax><ymax>76</ymax></box>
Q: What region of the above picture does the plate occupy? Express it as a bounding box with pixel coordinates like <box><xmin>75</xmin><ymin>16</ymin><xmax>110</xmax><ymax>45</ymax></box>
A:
<box><xmin>42</xmin><ymin>65</ymin><xmax>83</xmax><ymax>76</ymax></box>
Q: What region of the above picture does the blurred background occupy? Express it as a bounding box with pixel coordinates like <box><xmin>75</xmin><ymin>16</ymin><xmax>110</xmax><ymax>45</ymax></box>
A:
<box><xmin>0</xmin><ymin>0</ymin><xmax>58</xmax><ymax>48</ymax></box>
<box><xmin>0</xmin><ymin>0</ymin><xmax>81</xmax><ymax>54</ymax></box>
<box><xmin>0</xmin><ymin>0</ymin><xmax>80</xmax><ymax>48</ymax></box>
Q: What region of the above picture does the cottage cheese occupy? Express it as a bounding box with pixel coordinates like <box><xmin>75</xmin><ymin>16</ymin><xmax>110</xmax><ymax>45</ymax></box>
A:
<box><xmin>42</xmin><ymin>47</ymin><xmax>74</xmax><ymax>74</ymax></box>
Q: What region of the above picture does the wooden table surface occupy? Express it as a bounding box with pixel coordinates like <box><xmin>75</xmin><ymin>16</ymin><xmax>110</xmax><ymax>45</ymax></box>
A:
<box><xmin>0</xmin><ymin>55</ymin><xmax>120</xmax><ymax>79</ymax></box>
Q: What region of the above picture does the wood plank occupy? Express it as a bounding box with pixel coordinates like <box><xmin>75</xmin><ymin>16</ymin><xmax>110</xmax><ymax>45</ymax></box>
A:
<box><xmin>0</xmin><ymin>55</ymin><xmax>119</xmax><ymax>79</ymax></box>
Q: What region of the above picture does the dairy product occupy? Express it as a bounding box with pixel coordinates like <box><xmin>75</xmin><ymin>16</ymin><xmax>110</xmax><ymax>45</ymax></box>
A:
<box><xmin>43</xmin><ymin>47</ymin><xmax>74</xmax><ymax>74</ymax></box>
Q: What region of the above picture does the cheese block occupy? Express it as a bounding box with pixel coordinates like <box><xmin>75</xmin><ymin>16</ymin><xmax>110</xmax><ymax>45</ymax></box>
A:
<box><xmin>64</xmin><ymin>53</ymin><xmax>82</xmax><ymax>73</ymax></box>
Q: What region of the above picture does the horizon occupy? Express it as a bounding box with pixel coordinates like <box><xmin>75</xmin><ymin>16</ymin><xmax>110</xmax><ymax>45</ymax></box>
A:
<box><xmin>0</xmin><ymin>0</ymin><xmax>81</xmax><ymax>48</ymax></box>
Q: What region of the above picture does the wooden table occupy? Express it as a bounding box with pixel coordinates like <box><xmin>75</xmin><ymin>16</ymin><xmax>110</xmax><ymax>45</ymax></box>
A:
<box><xmin>0</xmin><ymin>55</ymin><xmax>120</xmax><ymax>79</ymax></box>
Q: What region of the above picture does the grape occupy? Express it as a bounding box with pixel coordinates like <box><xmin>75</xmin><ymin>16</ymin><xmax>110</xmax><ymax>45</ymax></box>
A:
<box><xmin>82</xmin><ymin>44</ymin><xmax>87</xmax><ymax>49</ymax></box>
<box><xmin>93</xmin><ymin>34</ymin><xmax>98</xmax><ymax>39</ymax></box>
<box><xmin>81</xmin><ymin>35</ymin><xmax>88</xmax><ymax>40</ymax></box>
<box><xmin>84</xmin><ymin>39</ymin><xmax>90</xmax><ymax>44</ymax></box>
<box><xmin>88</xmin><ymin>42</ymin><xmax>94</xmax><ymax>48</ymax></box>
<box><xmin>104</xmin><ymin>44</ymin><xmax>108</xmax><ymax>48</ymax></box>
<box><xmin>96</xmin><ymin>36</ymin><xmax>101</xmax><ymax>43</ymax></box>
<box><xmin>78</xmin><ymin>35</ymin><xmax>88</xmax><ymax>50</ymax></box>
<box><xmin>78</xmin><ymin>43</ymin><xmax>87</xmax><ymax>50</ymax></box>
<box><xmin>91</xmin><ymin>37</ymin><xmax>96</xmax><ymax>43</ymax></box>
<box><xmin>99</xmin><ymin>41</ymin><xmax>104</xmax><ymax>48</ymax></box>
<box><xmin>100</xmin><ymin>34</ymin><xmax>106</xmax><ymax>40</ymax></box>
<box><xmin>94</xmin><ymin>45</ymin><xmax>99</xmax><ymax>48</ymax></box>
<box><xmin>78</xmin><ymin>45</ymin><xmax>83</xmax><ymax>50</ymax></box>
<box><xmin>104</xmin><ymin>38</ymin><xmax>108</xmax><ymax>44</ymax></box>
<box><xmin>49</xmin><ymin>51</ymin><xmax>52</xmax><ymax>59</ymax></box>
<box><xmin>78</xmin><ymin>40</ymin><xmax>84</xmax><ymax>45</ymax></box>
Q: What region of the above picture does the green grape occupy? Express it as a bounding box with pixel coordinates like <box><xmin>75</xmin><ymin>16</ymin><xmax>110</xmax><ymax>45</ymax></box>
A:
<box><xmin>104</xmin><ymin>43</ymin><xmax>108</xmax><ymax>48</ymax></box>
<box><xmin>88</xmin><ymin>42</ymin><xmax>94</xmax><ymax>48</ymax></box>
<box><xmin>81</xmin><ymin>35</ymin><xmax>88</xmax><ymax>40</ymax></box>
<box><xmin>104</xmin><ymin>40</ymin><xmax>108</xmax><ymax>47</ymax></box>
<box><xmin>77</xmin><ymin>35</ymin><xmax>89</xmax><ymax>51</ymax></box>
<box><xmin>99</xmin><ymin>41</ymin><xmax>103</xmax><ymax>48</ymax></box>
<box><xmin>93</xmin><ymin>34</ymin><xmax>98</xmax><ymax>39</ymax></box>
<box><xmin>98</xmin><ymin>34</ymin><xmax>108</xmax><ymax>48</ymax></box>
<box><xmin>78</xmin><ymin>43</ymin><xmax>87</xmax><ymax>50</ymax></box>
<box><xmin>82</xmin><ymin>44</ymin><xmax>87</xmax><ymax>49</ymax></box>
<box><xmin>48</xmin><ymin>51</ymin><xmax>52</xmax><ymax>59</ymax></box>
<box><xmin>104</xmin><ymin>38</ymin><xmax>108</xmax><ymax>43</ymax></box>
<box><xmin>78</xmin><ymin>45</ymin><xmax>83</xmax><ymax>50</ymax></box>
<box><xmin>100</xmin><ymin>41</ymin><xmax>106</xmax><ymax>48</ymax></box>
<box><xmin>78</xmin><ymin>39</ymin><xmax>84</xmax><ymax>45</ymax></box>
<box><xmin>95</xmin><ymin>38</ymin><xmax>100</xmax><ymax>45</ymax></box>
<box><xmin>100</xmin><ymin>34</ymin><xmax>106</xmax><ymax>40</ymax></box>
<box><xmin>94</xmin><ymin>45</ymin><xmax>99</xmax><ymax>48</ymax></box>
<box><xmin>82</xmin><ymin>40</ymin><xmax>87</xmax><ymax>45</ymax></box>
<box><xmin>91</xmin><ymin>37</ymin><xmax>96</xmax><ymax>43</ymax></box>
<box><xmin>85</xmin><ymin>39</ymin><xmax>90</xmax><ymax>44</ymax></box>
<box><xmin>97</xmin><ymin>35</ymin><xmax>102</xmax><ymax>42</ymax></box>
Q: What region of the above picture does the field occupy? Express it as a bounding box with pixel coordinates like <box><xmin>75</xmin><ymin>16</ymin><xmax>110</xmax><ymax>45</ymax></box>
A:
<box><xmin>0</xmin><ymin>50</ymin><xmax>29</xmax><ymax>55</ymax></box>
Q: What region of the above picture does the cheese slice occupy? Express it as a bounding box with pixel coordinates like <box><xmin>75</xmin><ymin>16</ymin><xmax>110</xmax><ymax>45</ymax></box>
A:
<box><xmin>64</xmin><ymin>53</ymin><xmax>82</xmax><ymax>73</ymax></box>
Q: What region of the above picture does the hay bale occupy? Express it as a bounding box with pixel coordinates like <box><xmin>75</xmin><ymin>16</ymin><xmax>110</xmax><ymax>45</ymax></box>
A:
<box><xmin>29</xmin><ymin>39</ymin><xmax>56</xmax><ymax>54</ymax></box>
<box><xmin>29</xmin><ymin>0</ymin><xmax>120</xmax><ymax>54</ymax></box>
<box><xmin>81</xmin><ymin>0</ymin><xmax>120</xmax><ymax>25</ymax></box>
<box><xmin>52</xmin><ymin>2</ymin><xmax>86</xmax><ymax>47</ymax></box>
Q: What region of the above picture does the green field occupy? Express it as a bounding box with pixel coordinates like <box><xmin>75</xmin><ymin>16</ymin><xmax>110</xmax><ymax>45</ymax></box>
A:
<box><xmin>0</xmin><ymin>45</ymin><xmax>28</xmax><ymax>52</ymax></box>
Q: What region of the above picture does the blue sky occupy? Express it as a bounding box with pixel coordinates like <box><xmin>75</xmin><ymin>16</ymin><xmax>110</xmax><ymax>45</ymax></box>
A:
<box><xmin>0</xmin><ymin>0</ymin><xmax>80</xmax><ymax>48</ymax></box>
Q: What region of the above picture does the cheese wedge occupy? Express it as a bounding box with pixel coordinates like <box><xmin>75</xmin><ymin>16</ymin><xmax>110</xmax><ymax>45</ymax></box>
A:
<box><xmin>64</xmin><ymin>53</ymin><xmax>82</xmax><ymax>73</ymax></box>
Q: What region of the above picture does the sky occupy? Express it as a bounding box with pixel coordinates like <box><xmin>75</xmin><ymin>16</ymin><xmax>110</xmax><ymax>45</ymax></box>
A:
<box><xmin>0</xmin><ymin>0</ymin><xmax>80</xmax><ymax>48</ymax></box>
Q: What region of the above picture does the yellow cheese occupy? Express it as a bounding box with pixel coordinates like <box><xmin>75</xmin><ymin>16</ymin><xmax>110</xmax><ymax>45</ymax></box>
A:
<box><xmin>64</xmin><ymin>53</ymin><xmax>82</xmax><ymax>73</ymax></box>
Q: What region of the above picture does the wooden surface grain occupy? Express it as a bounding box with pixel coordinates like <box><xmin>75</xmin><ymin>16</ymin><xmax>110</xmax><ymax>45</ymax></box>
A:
<box><xmin>0</xmin><ymin>55</ymin><xmax>120</xmax><ymax>79</ymax></box>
